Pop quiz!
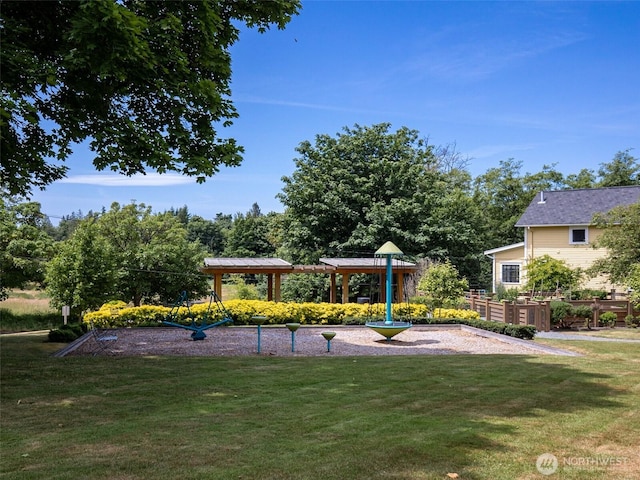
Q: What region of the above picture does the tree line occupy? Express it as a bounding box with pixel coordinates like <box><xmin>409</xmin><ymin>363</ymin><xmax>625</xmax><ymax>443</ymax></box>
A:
<box><xmin>2</xmin><ymin>124</ymin><xmax>639</xmax><ymax>316</ymax></box>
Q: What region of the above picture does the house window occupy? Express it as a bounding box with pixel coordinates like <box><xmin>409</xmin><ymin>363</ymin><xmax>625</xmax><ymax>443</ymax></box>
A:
<box><xmin>501</xmin><ymin>264</ymin><xmax>520</xmax><ymax>284</ymax></box>
<box><xmin>570</xmin><ymin>227</ymin><xmax>588</xmax><ymax>244</ymax></box>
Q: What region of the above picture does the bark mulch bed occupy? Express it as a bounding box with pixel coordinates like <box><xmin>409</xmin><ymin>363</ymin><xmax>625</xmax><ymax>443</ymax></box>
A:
<box><xmin>57</xmin><ymin>325</ymin><xmax>577</xmax><ymax>357</ymax></box>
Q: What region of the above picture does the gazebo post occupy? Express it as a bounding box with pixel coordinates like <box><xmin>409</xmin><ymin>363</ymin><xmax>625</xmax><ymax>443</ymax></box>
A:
<box><xmin>267</xmin><ymin>274</ymin><xmax>273</xmax><ymax>301</ymax></box>
<box><xmin>274</xmin><ymin>273</ymin><xmax>282</xmax><ymax>302</ymax></box>
<box><xmin>342</xmin><ymin>273</ymin><xmax>350</xmax><ymax>304</ymax></box>
<box><xmin>330</xmin><ymin>273</ymin><xmax>337</xmax><ymax>303</ymax></box>
<box><xmin>213</xmin><ymin>274</ymin><xmax>223</xmax><ymax>300</ymax></box>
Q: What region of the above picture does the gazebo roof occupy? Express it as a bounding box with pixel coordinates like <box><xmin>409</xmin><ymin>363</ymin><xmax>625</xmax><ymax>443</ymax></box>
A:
<box><xmin>319</xmin><ymin>257</ymin><xmax>418</xmax><ymax>274</ymax></box>
<box><xmin>203</xmin><ymin>257</ymin><xmax>293</xmax><ymax>274</ymax></box>
<box><xmin>202</xmin><ymin>257</ymin><xmax>418</xmax><ymax>275</ymax></box>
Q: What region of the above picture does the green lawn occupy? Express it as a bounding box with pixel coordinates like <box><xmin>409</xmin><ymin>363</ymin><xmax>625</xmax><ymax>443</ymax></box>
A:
<box><xmin>1</xmin><ymin>334</ymin><xmax>638</xmax><ymax>480</ymax></box>
<box><xmin>564</xmin><ymin>328</ymin><xmax>640</xmax><ymax>340</ymax></box>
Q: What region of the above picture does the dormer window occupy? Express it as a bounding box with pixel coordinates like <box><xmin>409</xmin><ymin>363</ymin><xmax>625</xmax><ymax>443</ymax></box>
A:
<box><xmin>570</xmin><ymin>227</ymin><xmax>588</xmax><ymax>244</ymax></box>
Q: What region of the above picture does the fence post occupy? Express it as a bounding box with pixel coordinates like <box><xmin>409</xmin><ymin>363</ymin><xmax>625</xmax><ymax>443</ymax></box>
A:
<box><xmin>591</xmin><ymin>298</ymin><xmax>601</xmax><ymax>328</ymax></box>
<box><xmin>515</xmin><ymin>303</ymin><xmax>522</xmax><ymax>325</ymax></box>
<box><xmin>541</xmin><ymin>301</ymin><xmax>550</xmax><ymax>332</ymax></box>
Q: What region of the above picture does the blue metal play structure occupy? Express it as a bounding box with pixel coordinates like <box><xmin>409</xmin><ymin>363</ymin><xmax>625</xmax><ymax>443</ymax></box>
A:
<box><xmin>163</xmin><ymin>290</ymin><xmax>233</xmax><ymax>340</ymax></box>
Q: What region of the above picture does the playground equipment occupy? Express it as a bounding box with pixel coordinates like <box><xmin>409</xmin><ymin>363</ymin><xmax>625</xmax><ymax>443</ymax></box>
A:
<box><xmin>252</xmin><ymin>316</ymin><xmax>267</xmax><ymax>353</ymax></box>
<box><xmin>322</xmin><ymin>331</ymin><xmax>336</xmax><ymax>352</ymax></box>
<box><xmin>365</xmin><ymin>241</ymin><xmax>412</xmax><ymax>341</ymax></box>
<box><xmin>286</xmin><ymin>323</ymin><xmax>300</xmax><ymax>352</ymax></box>
<box><xmin>163</xmin><ymin>290</ymin><xmax>233</xmax><ymax>340</ymax></box>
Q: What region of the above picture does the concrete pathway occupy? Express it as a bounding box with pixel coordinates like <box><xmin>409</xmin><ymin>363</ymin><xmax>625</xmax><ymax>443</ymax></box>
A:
<box><xmin>536</xmin><ymin>331</ymin><xmax>640</xmax><ymax>343</ymax></box>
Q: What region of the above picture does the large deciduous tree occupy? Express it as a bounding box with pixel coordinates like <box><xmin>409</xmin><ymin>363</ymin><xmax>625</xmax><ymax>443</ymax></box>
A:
<box><xmin>278</xmin><ymin>123</ymin><xmax>484</xmax><ymax>281</ymax></box>
<box><xmin>589</xmin><ymin>201</ymin><xmax>640</xmax><ymax>287</ymax></box>
<box><xmin>0</xmin><ymin>0</ymin><xmax>301</xmax><ymax>197</ymax></box>
<box><xmin>45</xmin><ymin>218</ymin><xmax>117</xmax><ymax>314</ymax></box>
<box><xmin>46</xmin><ymin>202</ymin><xmax>210</xmax><ymax>310</ymax></box>
<box><xmin>472</xmin><ymin>159</ymin><xmax>565</xmax><ymax>249</ymax></box>
<box><xmin>0</xmin><ymin>199</ymin><xmax>54</xmax><ymax>300</ymax></box>
<box><xmin>596</xmin><ymin>150</ymin><xmax>640</xmax><ymax>187</ymax></box>
<box><xmin>223</xmin><ymin>203</ymin><xmax>278</xmax><ymax>257</ymax></box>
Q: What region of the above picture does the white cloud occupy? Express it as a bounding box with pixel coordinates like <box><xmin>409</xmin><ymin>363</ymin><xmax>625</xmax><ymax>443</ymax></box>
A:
<box><xmin>405</xmin><ymin>25</ymin><xmax>587</xmax><ymax>83</ymax></box>
<box><xmin>59</xmin><ymin>173</ymin><xmax>196</xmax><ymax>187</ymax></box>
<box><xmin>466</xmin><ymin>143</ymin><xmax>539</xmax><ymax>159</ymax></box>
<box><xmin>235</xmin><ymin>95</ymin><xmax>400</xmax><ymax>116</ymax></box>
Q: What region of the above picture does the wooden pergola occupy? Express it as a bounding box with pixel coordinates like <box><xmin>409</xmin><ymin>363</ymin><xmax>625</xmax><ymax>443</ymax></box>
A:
<box><xmin>202</xmin><ymin>257</ymin><xmax>418</xmax><ymax>303</ymax></box>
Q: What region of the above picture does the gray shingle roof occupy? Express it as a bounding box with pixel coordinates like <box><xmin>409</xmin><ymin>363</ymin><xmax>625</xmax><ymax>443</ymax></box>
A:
<box><xmin>515</xmin><ymin>186</ymin><xmax>640</xmax><ymax>227</ymax></box>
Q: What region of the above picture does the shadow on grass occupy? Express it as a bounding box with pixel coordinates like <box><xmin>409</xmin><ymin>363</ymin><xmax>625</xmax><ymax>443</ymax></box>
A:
<box><xmin>0</xmin><ymin>335</ymin><xmax>633</xmax><ymax>480</ymax></box>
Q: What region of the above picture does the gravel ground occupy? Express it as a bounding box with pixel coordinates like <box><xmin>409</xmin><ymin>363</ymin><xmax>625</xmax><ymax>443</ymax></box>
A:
<box><xmin>60</xmin><ymin>325</ymin><xmax>573</xmax><ymax>357</ymax></box>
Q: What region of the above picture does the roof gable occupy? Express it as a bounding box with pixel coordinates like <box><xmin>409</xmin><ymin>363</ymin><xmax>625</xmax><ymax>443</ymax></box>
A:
<box><xmin>515</xmin><ymin>186</ymin><xmax>640</xmax><ymax>227</ymax></box>
<box><xmin>483</xmin><ymin>242</ymin><xmax>524</xmax><ymax>256</ymax></box>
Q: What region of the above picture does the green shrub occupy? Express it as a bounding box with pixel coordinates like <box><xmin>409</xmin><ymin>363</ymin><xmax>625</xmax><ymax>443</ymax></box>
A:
<box><xmin>550</xmin><ymin>300</ymin><xmax>576</xmax><ymax>328</ymax></box>
<box><xmin>494</xmin><ymin>283</ymin><xmax>520</xmax><ymax>302</ymax></box>
<box><xmin>572</xmin><ymin>305</ymin><xmax>594</xmax><ymax>329</ymax></box>
<box><xmin>232</xmin><ymin>276</ymin><xmax>261</xmax><ymax>300</ymax></box>
<box><xmin>411</xmin><ymin>317</ymin><xmax>536</xmax><ymax>340</ymax></box>
<box><xmin>48</xmin><ymin>323</ymin><xmax>85</xmax><ymax>343</ymax></box>
<box><xmin>573</xmin><ymin>289</ymin><xmax>608</xmax><ymax>300</ymax></box>
<box><xmin>599</xmin><ymin>311</ymin><xmax>617</xmax><ymax>327</ymax></box>
<box><xmin>624</xmin><ymin>315</ymin><xmax>640</xmax><ymax>328</ymax></box>
<box><xmin>416</xmin><ymin>261</ymin><xmax>468</xmax><ymax>309</ymax></box>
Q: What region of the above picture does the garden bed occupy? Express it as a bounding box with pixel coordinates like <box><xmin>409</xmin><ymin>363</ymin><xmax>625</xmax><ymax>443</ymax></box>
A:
<box><xmin>58</xmin><ymin>324</ymin><xmax>574</xmax><ymax>357</ymax></box>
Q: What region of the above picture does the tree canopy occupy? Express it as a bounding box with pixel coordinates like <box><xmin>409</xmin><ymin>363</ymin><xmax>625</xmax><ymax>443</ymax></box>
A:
<box><xmin>278</xmin><ymin>123</ymin><xmax>484</xmax><ymax>275</ymax></box>
<box><xmin>417</xmin><ymin>261</ymin><xmax>468</xmax><ymax>309</ymax></box>
<box><xmin>590</xmin><ymin>201</ymin><xmax>640</xmax><ymax>286</ymax></box>
<box><xmin>524</xmin><ymin>254</ymin><xmax>582</xmax><ymax>293</ymax></box>
<box><xmin>0</xmin><ymin>0</ymin><xmax>301</xmax><ymax>197</ymax></box>
<box><xmin>45</xmin><ymin>202</ymin><xmax>210</xmax><ymax>312</ymax></box>
<box><xmin>0</xmin><ymin>199</ymin><xmax>54</xmax><ymax>300</ymax></box>
<box><xmin>472</xmin><ymin>159</ymin><xmax>565</xmax><ymax>249</ymax></box>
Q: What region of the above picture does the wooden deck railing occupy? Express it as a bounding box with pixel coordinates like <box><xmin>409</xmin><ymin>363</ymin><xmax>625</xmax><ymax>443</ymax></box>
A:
<box><xmin>465</xmin><ymin>294</ymin><xmax>551</xmax><ymax>332</ymax></box>
<box><xmin>466</xmin><ymin>292</ymin><xmax>639</xmax><ymax>331</ymax></box>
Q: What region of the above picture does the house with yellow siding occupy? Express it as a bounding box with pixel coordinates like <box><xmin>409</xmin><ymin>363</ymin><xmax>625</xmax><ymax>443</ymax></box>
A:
<box><xmin>484</xmin><ymin>186</ymin><xmax>640</xmax><ymax>293</ymax></box>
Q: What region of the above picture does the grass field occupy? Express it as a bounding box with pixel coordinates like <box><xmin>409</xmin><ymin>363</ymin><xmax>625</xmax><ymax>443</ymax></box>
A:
<box><xmin>1</xmin><ymin>289</ymin><xmax>56</xmax><ymax>315</ymax></box>
<box><xmin>0</xmin><ymin>290</ymin><xmax>61</xmax><ymax>333</ymax></box>
<box><xmin>565</xmin><ymin>329</ymin><xmax>640</xmax><ymax>340</ymax></box>
<box><xmin>1</xmin><ymin>333</ymin><xmax>638</xmax><ymax>480</ymax></box>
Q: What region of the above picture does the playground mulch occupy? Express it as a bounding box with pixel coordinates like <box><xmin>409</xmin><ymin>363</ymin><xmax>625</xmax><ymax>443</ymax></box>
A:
<box><xmin>60</xmin><ymin>325</ymin><xmax>575</xmax><ymax>357</ymax></box>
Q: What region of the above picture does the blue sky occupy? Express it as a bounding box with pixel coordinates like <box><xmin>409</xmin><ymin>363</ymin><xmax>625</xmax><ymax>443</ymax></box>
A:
<box><xmin>33</xmin><ymin>1</ymin><xmax>640</xmax><ymax>224</ymax></box>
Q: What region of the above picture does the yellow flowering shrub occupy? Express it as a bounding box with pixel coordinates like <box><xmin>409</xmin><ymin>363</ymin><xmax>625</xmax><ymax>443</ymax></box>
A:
<box><xmin>433</xmin><ymin>308</ymin><xmax>480</xmax><ymax>320</ymax></box>
<box><xmin>83</xmin><ymin>300</ymin><xmax>478</xmax><ymax>328</ymax></box>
